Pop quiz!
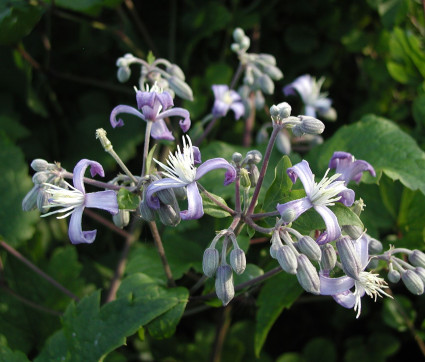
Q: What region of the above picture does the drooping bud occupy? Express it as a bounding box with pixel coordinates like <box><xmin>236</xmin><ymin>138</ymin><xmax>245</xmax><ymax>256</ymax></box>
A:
<box><xmin>320</xmin><ymin>244</ymin><xmax>337</xmax><ymax>271</ymax></box>
<box><xmin>247</xmin><ymin>164</ymin><xmax>260</xmax><ymax>187</ymax></box>
<box><xmin>240</xmin><ymin>36</ymin><xmax>250</xmax><ymax>51</ymax></box>
<box><xmin>166</xmin><ymin>64</ymin><xmax>185</xmax><ymax>80</ymax></box>
<box><xmin>257</xmin><ymin>74</ymin><xmax>274</xmax><ymax>94</ymax></box>
<box><xmin>37</xmin><ymin>189</ymin><xmax>50</xmax><ymax>214</ymax></box>
<box><xmin>297</xmin><ymin>236</ymin><xmax>321</xmax><ymax>262</ymax></box>
<box><xmin>342</xmin><ymin>225</ymin><xmax>363</xmax><ymax>240</ymax></box>
<box><xmin>156</xmin><ymin>187</ymin><xmax>177</xmax><ymax>205</ymax></box>
<box><xmin>275</xmin><ymin>131</ymin><xmax>291</xmax><ymax>155</ymax></box>
<box><xmin>117</xmin><ymin>66</ymin><xmax>131</xmax><ymax>83</ymax></box>
<box><xmin>296</xmin><ymin>254</ymin><xmax>320</xmax><ymax>294</ymax></box>
<box><xmin>298</xmin><ymin>116</ymin><xmax>325</xmax><ymax>135</ymax></box>
<box><xmin>270</xmin><ymin>230</ymin><xmax>283</xmax><ymax>259</ymax></box>
<box><xmin>32</xmin><ymin>172</ymin><xmax>50</xmax><ymax>185</ymax></box>
<box><xmin>203</xmin><ymin>248</ymin><xmax>220</xmax><ymax>277</ymax></box>
<box><xmin>254</xmin><ymin>90</ymin><xmax>265</xmax><ymax>110</ymax></box>
<box><xmin>173</xmin><ymin>186</ymin><xmax>187</xmax><ymax>200</ymax></box>
<box><xmin>414</xmin><ymin>267</ymin><xmax>425</xmax><ymax>284</ymax></box>
<box><xmin>246</xmin><ymin>150</ymin><xmax>262</xmax><ymax>164</ymax></box>
<box><xmin>232</xmin><ymin>152</ymin><xmax>243</xmax><ymax>164</ymax></box>
<box><xmin>276</xmin><ymin>245</ymin><xmax>298</xmax><ymax>274</ymax></box>
<box><xmin>401</xmin><ymin>270</ymin><xmax>424</xmax><ymax>295</ymax></box>
<box><xmin>388</xmin><ymin>270</ymin><xmax>401</xmax><ymax>283</ymax></box>
<box><xmin>257</xmin><ymin>53</ymin><xmax>276</xmax><ymax>66</ymax></box>
<box><xmin>280</xmin><ymin>208</ymin><xmax>296</xmax><ymax>224</ymax></box>
<box><xmin>113</xmin><ymin>209</ymin><xmax>130</xmax><ymax>228</ymax></box>
<box><xmin>157</xmin><ymin>202</ymin><xmax>181</xmax><ymax>227</ymax></box>
<box><xmin>368</xmin><ymin>237</ymin><xmax>383</xmax><ymax>255</ymax></box>
<box><xmin>139</xmin><ymin>200</ymin><xmax>156</xmax><ymax>222</ymax></box>
<box><xmin>336</xmin><ymin>237</ymin><xmax>362</xmax><ymax>280</ymax></box>
<box><xmin>408</xmin><ymin>250</ymin><xmax>425</xmax><ymax>268</ymax></box>
<box><xmin>263</xmin><ymin>65</ymin><xmax>283</xmax><ymax>80</ymax></box>
<box><xmin>239</xmin><ymin>168</ymin><xmax>251</xmax><ymax>188</ymax></box>
<box><xmin>215</xmin><ymin>265</ymin><xmax>235</xmax><ymax>306</ymax></box>
<box><xmin>167</xmin><ymin>77</ymin><xmax>193</xmax><ymax>101</ymax></box>
<box><xmin>22</xmin><ymin>185</ymin><xmax>40</xmax><ymax>212</ymax></box>
<box><xmin>230</xmin><ymin>248</ymin><xmax>246</xmax><ymax>275</ymax></box>
<box><xmin>31</xmin><ymin>159</ymin><xmax>49</xmax><ymax>172</ymax></box>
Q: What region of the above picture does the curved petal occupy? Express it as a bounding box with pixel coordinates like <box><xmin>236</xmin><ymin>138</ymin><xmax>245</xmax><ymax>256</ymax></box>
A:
<box><xmin>314</xmin><ymin>205</ymin><xmax>341</xmax><ymax>244</ymax></box>
<box><xmin>73</xmin><ymin>159</ymin><xmax>104</xmax><ymax>193</ymax></box>
<box><xmin>150</xmin><ymin>119</ymin><xmax>174</xmax><ymax>140</ymax></box>
<box><xmin>328</xmin><ymin>152</ymin><xmax>352</xmax><ymax>170</ymax></box>
<box><xmin>192</xmin><ymin>146</ymin><xmax>202</xmax><ymax>164</ymax></box>
<box><xmin>276</xmin><ymin>197</ymin><xmax>313</xmax><ymax>222</ymax></box>
<box><xmin>68</xmin><ymin>206</ymin><xmax>97</xmax><ymax>244</ymax></box>
<box><xmin>283</xmin><ymin>84</ymin><xmax>297</xmax><ymax>96</ymax></box>
<box><xmin>180</xmin><ymin>182</ymin><xmax>204</xmax><ymax>220</ymax></box>
<box><xmin>156</xmin><ymin>91</ymin><xmax>174</xmax><ymax>110</ymax></box>
<box><xmin>230</xmin><ymin>102</ymin><xmax>245</xmax><ymax>120</ymax></box>
<box><xmin>313</xmin><ymin>98</ymin><xmax>332</xmax><ymax>113</ymax></box>
<box><xmin>195</xmin><ymin>158</ymin><xmax>236</xmax><ymax>185</ymax></box>
<box><xmin>320</xmin><ymin>274</ymin><xmax>354</xmax><ymax>295</ymax></box>
<box><xmin>287</xmin><ymin>160</ymin><xmax>315</xmax><ymax>194</ymax></box>
<box><xmin>110</xmin><ymin>105</ymin><xmax>145</xmax><ymax>128</ymax></box>
<box><xmin>212</xmin><ymin>85</ymin><xmax>228</xmax><ymax>98</ymax></box>
<box><xmin>332</xmin><ymin>290</ymin><xmax>356</xmax><ymax>309</ymax></box>
<box><xmin>338</xmin><ymin>188</ymin><xmax>355</xmax><ymax>207</ymax></box>
<box><xmin>85</xmin><ymin>190</ymin><xmax>119</xmax><ymax>215</ymax></box>
<box><xmin>355</xmin><ymin>234</ymin><xmax>369</xmax><ymax>269</ymax></box>
<box><xmin>158</xmin><ymin>107</ymin><xmax>191</xmax><ymax>133</ymax></box>
<box><xmin>212</xmin><ymin>100</ymin><xmax>230</xmax><ymax>118</ymax></box>
<box><xmin>146</xmin><ymin>178</ymin><xmax>187</xmax><ymax>209</ymax></box>
<box><xmin>136</xmin><ymin>90</ymin><xmax>155</xmax><ymax>109</ymax></box>
<box><xmin>343</xmin><ymin>160</ymin><xmax>376</xmax><ymax>184</ymax></box>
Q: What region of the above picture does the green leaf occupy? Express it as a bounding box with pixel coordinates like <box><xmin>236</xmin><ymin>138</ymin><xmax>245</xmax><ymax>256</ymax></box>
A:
<box><xmin>0</xmin><ymin>341</ymin><xmax>30</xmax><ymax>362</ymax></box>
<box><xmin>377</xmin><ymin>0</ymin><xmax>408</xmax><ymax>29</ymax></box>
<box><xmin>310</xmin><ymin>114</ymin><xmax>425</xmax><ymax>195</ymax></box>
<box><xmin>46</xmin><ymin>0</ymin><xmax>123</xmax><ymax>16</ymax></box>
<box><xmin>0</xmin><ymin>133</ymin><xmax>38</xmax><ymax>247</ymax></box>
<box><xmin>233</xmin><ymin>264</ymin><xmax>264</xmax><ymax>287</ymax></box>
<box><xmin>382</xmin><ymin>295</ymin><xmax>416</xmax><ymax>332</ymax></box>
<box><xmin>36</xmin><ymin>274</ymin><xmax>188</xmax><ymax>361</ymax></box>
<box><xmin>412</xmin><ymin>94</ymin><xmax>425</xmax><ymax>127</ymax></box>
<box><xmin>254</xmin><ymin>271</ymin><xmax>303</xmax><ymax>357</ymax></box>
<box><xmin>116</xmin><ymin>188</ymin><xmax>139</xmax><ymax>210</ymax></box>
<box><xmin>303</xmin><ymin>338</ymin><xmax>336</xmax><ymax>362</ymax></box>
<box><xmin>0</xmin><ymin>1</ymin><xmax>44</xmax><ymax>45</ymax></box>
<box><xmin>262</xmin><ymin>156</ymin><xmax>293</xmax><ymax>211</ymax></box>
<box><xmin>145</xmin><ymin>143</ymin><xmax>158</xmax><ymax>175</ymax></box>
<box><xmin>201</xmin><ymin>192</ymin><xmax>231</xmax><ymax>218</ymax></box>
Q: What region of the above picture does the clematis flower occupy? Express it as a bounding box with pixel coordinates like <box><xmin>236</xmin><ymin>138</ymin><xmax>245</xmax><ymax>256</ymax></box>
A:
<box><xmin>276</xmin><ymin>160</ymin><xmax>354</xmax><ymax>244</ymax></box>
<box><xmin>42</xmin><ymin>159</ymin><xmax>119</xmax><ymax>245</ymax></box>
<box><xmin>320</xmin><ymin>235</ymin><xmax>391</xmax><ymax>318</ymax></box>
<box><xmin>283</xmin><ymin>75</ymin><xmax>333</xmax><ymax>119</ymax></box>
<box><xmin>146</xmin><ymin>136</ymin><xmax>236</xmax><ymax>220</ymax></box>
<box><xmin>110</xmin><ymin>83</ymin><xmax>191</xmax><ymax>141</ymax></box>
<box><xmin>211</xmin><ymin>85</ymin><xmax>245</xmax><ymax>120</ymax></box>
<box><xmin>329</xmin><ymin>151</ymin><xmax>376</xmax><ymax>185</ymax></box>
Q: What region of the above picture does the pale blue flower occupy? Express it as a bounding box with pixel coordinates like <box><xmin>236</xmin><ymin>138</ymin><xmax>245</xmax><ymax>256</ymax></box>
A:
<box><xmin>329</xmin><ymin>151</ymin><xmax>376</xmax><ymax>185</ymax></box>
<box><xmin>212</xmin><ymin>85</ymin><xmax>245</xmax><ymax>120</ymax></box>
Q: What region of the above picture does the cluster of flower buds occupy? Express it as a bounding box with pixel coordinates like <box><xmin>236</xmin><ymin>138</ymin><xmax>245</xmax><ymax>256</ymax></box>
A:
<box><xmin>202</xmin><ymin>230</ymin><xmax>247</xmax><ymax>305</ymax></box>
<box><xmin>22</xmin><ymin>159</ymin><xmax>66</xmax><ymax>213</ymax></box>
<box><xmin>231</xmin><ymin>150</ymin><xmax>262</xmax><ymax>188</ymax></box>
<box><xmin>115</xmin><ymin>53</ymin><xmax>193</xmax><ymax>101</ymax></box>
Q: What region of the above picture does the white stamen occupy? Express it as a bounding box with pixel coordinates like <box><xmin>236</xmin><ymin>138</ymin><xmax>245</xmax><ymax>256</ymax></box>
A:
<box><xmin>309</xmin><ymin>169</ymin><xmax>346</xmax><ymax>206</ymax></box>
<box><xmin>154</xmin><ymin>136</ymin><xmax>197</xmax><ymax>185</ymax></box>
<box><xmin>41</xmin><ymin>181</ymin><xmax>85</xmax><ymax>218</ymax></box>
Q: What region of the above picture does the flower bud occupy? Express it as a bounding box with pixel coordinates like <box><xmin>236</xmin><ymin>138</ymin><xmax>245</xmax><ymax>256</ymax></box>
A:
<box><xmin>230</xmin><ymin>248</ymin><xmax>246</xmax><ymax>275</ymax></box>
<box><xmin>342</xmin><ymin>225</ymin><xmax>363</xmax><ymax>240</ymax></box>
<box><xmin>247</xmin><ymin>164</ymin><xmax>260</xmax><ymax>187</ymax></box>
<box><xmin>351</xmin><ymin>199</ymin><xmax>365</xmax><ymax>216</ymax></box>
<box><xmin>243</xmin><ymin>67</ymin><xmax>254</xmax><ymax>85</ymax></box>
<box><xmin>336</xmin><ymin>237</ymin><xmax>362</xmax><ymax>280</ymax></box>
<box><xmin>139</xmin><ymin>200</ymin><xmax>156</xmax><ymax>222</ymax></box>
<box><xmin>408</xmin><ymin>250</ymin><xmax>425</xmax><ymax>268</ymax></box>
<box><xmin>232</xmin><ymin>152</ymin><xmax>243</xmax><ymax>164</ymax></box>
<box><xmin>368</xmin><ymin>237</ymin><xmax>383</xmax><ymax>255</ymax></box>
<box><xmin>173</xmin><ymin>186</ymin><xmax>187</xmax><ymax>200</ymax></box>
<box><xmin>254</xmin><ymin>90</ymin><xmax>265</xmax><ymax>110</ymax></box>
<box><xmin>31</xmin><ymin>159</ymin><xmax>50</xmax><ymax>172</ymax></box>
<box><xmin>22</xmin><ymin>185</ymin><xmax>40</xmax><ymax>211</ymax></box>
<box><xmin>156</xmin><ymin>188</ymin><xmax>177</xmax><ymax>205</ymax></box>
<box><xmin>246</xmin><ymin>150</ymin><xmax>262</xmax><ymax>164</ymax></box>
<box><xmin>240</xmin><ymin>36</ymin><xmax>250</xmax><ymax>51</ymax></box>
<box><xmin>157</xmin><ymin>203</ymin><xmax>181</xmax><ymax>227</ymax></box>
<box><xmin>117</xmin><ymin>66</ymin><xmax>131</xmax><ymax>83</ymax></box>
<box><xmin>263</xmin><ymin>65</ymin><xmax>283</xmax><ymax>80</ymax></box>
<box><xmin>166</xmin><ymin>64</ymin><xmax>185</xmax><ymax>80</ymax></box>
<box><xmin>167</xmin><ymin>77</ymin><xmax>193</xmax><ymax>101</ymax></box>
<box><xmin>299</xmin><ymin>116</ymin><xmax>325</xmax><ymax>135</ymax></box>
<box><xmin>257</xmin><ymin>74</ymin><xmax>274</xmax><ymax>95</ymax></box>
<box><xmin>233</xmin><ymin>28</ymin><xmax>245</xmax><ymax>43</ymax></box>
<box><xmin>230</xmin><ymin>43</ymin><xmax>240</xmax><ymax>53</ymax></box>
<box><xmin>414</xmin><ymin>267</ymin><xmax>425</xmax><ymax>283</ymax></box>
<box><xmin>113</xmin><ymin>209</ymin><xmax>130</xmax><ymax>228</ymax></box>
<box><xmin>297</xmin><ymin>236</ymin><xmax>321</xmax><ymax>262</ymax></box>
<box><xmin>402</xmin><ymin>270</ymin><xmax>424</xmax><ymax>295</ymax></box>
<box><xmin>276</xmin><ymin>245</ymin><xmax>298</xmax><ymax>274</ymax></box>
<box><xmin>280</xmin><ymin>208</ymin><xmax>296</xmax><ymax>224</ymax></box>
<box><xmin>388</xmin><ymin>270</ymin><xmax>401</xmax><ymax>283</ymax></box>
<box><xmin>215</xmin><ymin>265</ymin><xmax>235</xmax><ymax>306</ymax></box>
<box><xmin>275</xmin><ymin>131</ymin><xmax>291</xmax><ymax>155</ymax></box>
<box><xmin>203</xmin><ymin>248</ymin><xmax>220</xmax><ymax>277</ymax></box>
<box><xmin>320</xmin><ymin>107</ymin><xmax>337</xmax><ymax>122</ymax></box>
<box><xmin>367</xmin><ymin>259</ymin><xmax>379</xmax><ymax>269</ymax></box>
<box><xmin>256</xmin><ymin>126</ymin><xmax>269</xmax><ymax>145</ymax></box>
<box><xmin>37</xmin><ymin>189</ymin><xmax>50</xmax><ymax>214</ymax></box>
<box><xmin>239</xmin><ymin>168</ymin><xmax>251</xmax><ymax>188</ymax></box>
<box><xmin>320</xmin><ymin>244</ymin><xmax>337</xmax><ymax>271</ymax></box>
<box><xmin>296</xmin><ymin>254</ymin><xmax>320</xmax><ymax>294</ymax></box>
<box><xmin>270</xmin><ymin>231</ymin><xmax>283</xmax><ymax>259</ymax></box>
<box><xmin>32</xmin><ymin>172</ymin><xmax>50</xmax><ymax>185</ymax></box>
<box><xmin>270</xmin><ymin>102</ymin><xmax>291</xmax><ymax>123</ymax></box>
<box><xmin>257</xmin><ymin>53</ymin><xmax>276</xmax><ymax>66</ymax></box>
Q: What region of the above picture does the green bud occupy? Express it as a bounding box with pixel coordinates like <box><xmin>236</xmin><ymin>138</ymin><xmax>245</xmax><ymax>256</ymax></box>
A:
<box><xmin>257</xmin><ymin>53</ymin><xmax>276</xmax><ymax>66</ymax></box>
<box><xmin>320</xmin><ymin>244</ymin><xmax>337</xmax><ymax>271</ymax></box>
<box><xmin>166</xmin><ymin>64</ymin><xmax>185</xmax><ymax>80</ymax></box>
<box><xmin>156</xmin><ymin>187</ymin><xmax>177</xmax><ymax>205</ymax></box>
<box><xmin>247</xmin><ymin>164</ymin><xmax>260</xmax><ymax>187</ymax></box>
<box><xmin>342</xmin><ymin>225</ymin><xmax>363</xmax><ymax>240</ymax></box>
<box><xmin>246</xmin><ymin>150</ymin><xmax>262</xmax><ymax>164</ymax></box>
<box><xmin>167</xmin><ymin>76</ymin><xmax>193</xmax><ymax>101</ymax></box>
<box><xmin>258</xmin><ymin>74</ymin><xmax>274</xmax><ymax>94</ymax></box>
<box><xmin>299</xmin><ymin>116</ymin><xmax>325</xmax><ymax>135</ymax></box>
<box><xmin>173</xmin><ymin>186</ymin><xmax>187</xmax><ymax>200</ymax></box>
<box><xmin>296</xmin><ymin>254</ymin><xmax>320</xmax><ymax>295</ymax></box>
<box><xmin>31</xmin><ymin>159</ymin><xmax>49</xmax><ymax>172</ymax></box>
<box><xmin>33</xmin><ymin>172</ymin><xmax>50</xmax><ymax>185</ymax></box>
<box><xmin>254</xmin><ymin>90</ymin><xmax>265</xmax><ymax>110</ymax></box>
<box><xmin>233</xmin><ymin>28</ymin><xmax>245</xmax><ymax>43</ymax></box>
<box><xmin>117</xmin><ymin>66</ymin><xmax>131</xmax><ymax>83</ymax></box>
<box><xmin>336</xmin><ymin>237</ymin><xmax>362</xmax><ymax>280</ymax></box>
<box><xmin>408</xmin><ymin>250</ymin><xmax>425</xmax><ymax>268</ymax></box>
<box><xmin>297</xmin><ymin>236</ymin><xmax>321</xmax><ymax>262</ymax></box>
<box><xmin>402</xmin><ymin>270</ymin><xmax>424</xmax><ymax>295</ymax></box>
<box><xmin>240</xmin><ymin>36</ymin><xmax>250</xmax><ymax>51</ymax></box>
<box><xmin>239</xmin><ymin>168</ymin><xmax>251</xmax><ymax>188</ymax></box>
<box><xmin>414</xmin><ymin>267</ymin><xmax>425</xmax><ymax>284</ymax></box>
<box><xmin>263</xmin><ymin>65</ymin><xmax>283</xmax><ymax>80</ymax></box>
<box><xmin>276</xmin><ymin>245</ymin><xmax>297</xmax><ymax>274</ymax></box>
<box><xmin>388</xmin><ymin>270</ymin><xmax>401</xmax><ymax>283</ymax></box>
<box><xmin>368</xmin><ymin>237</ymin><xmax>383</xmax><ymax>254</ymax></box>
<box><xmin>113</xmin><ymin>209</ymin><xmax>130</xmax><ymax>229</ymax></box>
<box><xmin>139</xmin><ymin>200</ymin><xmax>155</xmax><ymax>222</ymax></box>
<box><xmin>203</xmin><ymin>248</ymin><xmax>220</xmax><ymax>277</ymax></box>
<box><xmin>280</xmin><ymin>208</ymin><xmax>296</xmax><ymax>224</ymax></box>
<box><xmin>275</xmin><ymin>132</ymin><xmax>291</xmax><ymax>155</ymax></box>
<box><xmin>22</xmin><ymin>185</ymin><xmax>40</xmax><ymax>212</ymax></box>
<box><xmin>157</xmin><ymin>203</ymin><xmax>181</xmax><ymax>227</ymax></box>
<box><xmin>232</xmin><ymin>152</ymin><xmax>243</xmax><ymax>164</ymax></box>
<box><xmin>215</xmin><ymin>265</ymin><xmax>234</xmax><ymax>306</ymax></box>
<box><xmin>230</xmin><ymin>248</ymin><xmax>246</xmax><ymax>275</ymax></box>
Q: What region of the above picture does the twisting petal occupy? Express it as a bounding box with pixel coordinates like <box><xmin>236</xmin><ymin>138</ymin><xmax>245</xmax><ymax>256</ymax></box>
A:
<box><xmin>230</xmin><ymin>102</ymin><xmax>245</xmax><ymax>120</ymax></box>
<box><xmin>110</xmin><ymin>105</ymin><xmax>146</xmax><ymax>128</ymax></box>
<box><xmin>146</xmin><ymin>178</ymin><xmax>187</xmax><ymax>209</ymax></box>
<box><xmin>181</xmin><ymin>182</ymin><xmax>204</xmax><ymax>220</ymax></box>
<box><xmin>276</xmin><ymin>197</ymin><xmax>313</xmax><ymax>222</ymax></box>
<box><xmin>338</xmin><ymin>188</ymin><xmax>355</xmax><ymax>207</ymax></box>
<box><xmin>156</xmin><ymin>91</ymin><xmax>174</xmax><ymax>110</ymax></box>
<box><xmin>314</xmin><ymin>205</ymin><xmax>341</xmax><ymax>244</ymax></box>
<box><xmin>355</xmin><ymin>234</ymin><xmax>369</xmax><ymax>268</ymax></box>
<box><xmin>212</xmin><ymin>85</ymin><xmax>229</xmax><ymax>98</ymax></box>
<box><xmin>150</xmin><ymin>119</ymin><xmax>175</xmax><ymax>140</ymax></box>
<box><xmin>287</xmin><ymin>160</ymin><xmax>315</xmax><ymax>194</ymax></box>
<box><xmin>73</xmin><ymin>159</ymin><xmax>104</xmax><ymax>193</ymax></box>
<box><xmin>331</xmin><ymin>290</ymin><xmax>356</xmax><ymax>309</ymax></box>
<box><xmin>329</xmin><ymin>151</ymin><xmax>376</xmax><ymax>185</ymax></box>
<box><xmin>136</xmin><ymin>90</ymin><xmax>155</xmax><ymax>109</ymax></box>
<box><xmin>320</xmin><ymin>274</ymin><xmax>355</xmax><ymax>295</ymax></box>
<box><xmin>212</xmin><ymin>100</ymin><xmax>230</xmax><ymax>118</ymax></box>
<box><xmin>195</xmin><ymin>158</ymin><xmax>236</xmax><ymax>185</ymax></box>
<box><xmin>68</xmin><ymin>206</ymin><xmax>97</xmax><ymax>244</ymax></box>
<box><xmin>85</xmin><ymin>190</ymin><xmax>119</xmax><ymax>215</ymax></box>
<box><xmin>192</xmin><ymin>146</ymin><xmax>202</xmax><ymax>164</ymax></box>
<box><xmin>158</xmin><ymin>107</ymin><xmax>191</xmax><ymax>133</ymax></box>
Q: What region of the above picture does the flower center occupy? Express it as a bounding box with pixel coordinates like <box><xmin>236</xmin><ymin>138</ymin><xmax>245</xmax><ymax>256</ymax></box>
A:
<box><xmin>41</xmin><ymin>182</ymin><xmax>85</xmax><ymax>219</ymax></box>
<box><xmin>222</xmin><ymin>91</ymin><xmax>233</xmax><ymax>105</ymax></box>
<box><xmin>308</xmin><ymin>169</ymin><xmax>346</xmax><ymax>207</ymax></box>
<box><xmin>154</xmin><ymin>136</ymin><xmax>197</xmax><ymax>184</ymax></box>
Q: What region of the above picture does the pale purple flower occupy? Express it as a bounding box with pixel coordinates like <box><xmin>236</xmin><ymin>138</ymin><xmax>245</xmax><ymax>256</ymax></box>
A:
<box><xmin>276</xmin><ymin>160</ymin><xmax>354</xmax><ymax>244</ymax></box>
<box><xmin>110</xmin><ymin>83</ymin><xmax>191</xmax><ymax>141</ymax></box>
<box><xmin>212</xmin><ymin>85</ymin><xmax>245</xmax><ymax>120</ymax></box>
<box><xmin>146</xmin><ymin>136</ymin><xmax>236</xmax><ymax>220</ymax></box>
<box><xmin>283</xmin><ymin>75</ymin><xmax>332</xmax><ymax>118</ymax></box>
<box><xmin>320</xmin><ymin>235</ymin><xmax>390</xmax><ymax>318</ymax></box>
<box><xmin>329</xmin><ymin>151</ymin><xmax>376</xmax><ymax>185</ymax></box>
<box><xmin>42</xmin><ymin>159</ymin><xmax>119</xmax><ymax>245</ymax></box>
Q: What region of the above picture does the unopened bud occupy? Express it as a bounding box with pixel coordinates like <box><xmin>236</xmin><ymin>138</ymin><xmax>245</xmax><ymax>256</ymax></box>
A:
<box><xmin>258</xmin><ymin>74</ymin><xmax>274</xmax><ymax>94</ymax></box>
<box><xmin>239</xmin><ymin>168</ymin><xmax>251</xmax><ymax>188</ymax></box>
<box><xmin>388</xmin><ymin>270</ymin><xmax>401</xmax><ymax>283</ymax></box>
<box><xmin>203</xmin><ymin>248</ymin><xmax>220</xmax><ymax>277</ymax></box>
<box><xmin>230</xmin><ymin>248</ymin><xmax>246</xmax><ymax>275</ymax></box>
<box><xmin>31</xmin><ymin>159</ymin><xmax>50</xmax><ymax>172</ymax></box>
<box><xmin>246</xmin><ymin>150</ymin><xmax>262</xmax><ymax>164</ymax></box>
<box><xmin>414</xmin><ymin>267</ymin><xmax>425</xmax><ymax>283</ymax></box>
<box><xmin>408</xmin><ymin>250</ymin><xmax>425</xmax><ymax>268</ymax></box>
<box><xmin>139</xmin><ymin>200</ymin><xmax>156</xmax><ymax>222</ymax></box>
<box><xmin>402</xmin><ymin>270</ymin><xmax>424</xmax><ymax>295</ymax></box>
<box><xmin>297</xmin><ymin>236</ymin><xmax>321</xmax><ymax>262</ymax></box>
<box><xmin>167</xmin><ymin>77</ymin><xmax>193</xmax><ymax>101</ymax></box>
<box><xmin>257</xmin><ymin>53</ymin><xmax>276</xmax><ymax>66</ymax></box>
<box><xmin>299</xmin><ymin>116</ymin><xmax>325</xmax><ymax>135</ymax></box>
<box><xmin>336</xmin><ymin>237</ymin><xmax>362</xmax><ymax>280</ymax></box>
<box><xmin>22</xmin><ymin>185</ymin><xmax>40</xmax><ymax>211</ymax></box>
<box><xmin>117</xmin><ymin>66</ymin><xmax>131</xmax><ymax>83</ymax></box>
<box><xmin>33</xmin><ymin>172</ymin><xmax>50</xmax><ymax>185</ymax></box>
<box><xmin>232</xmin><ymin>152</ymin><xmax>243</xmax><ymax>164</ymax></box>
<box><xmin>263</xmin><ymin>65</ymin><xmax>283</xmax><ymax>80</ymax></box>
<box><xmin>233</xmin><ymin>28</ymin><xmax>245</xmax><ymax>43</ymax></box>
<box><xmin>368</xmin><ymin>237</ymin><xmax>383</xmax><ymax>254</ymax></box>
<box><xmin>37</xmin><ymin>190</ymin><xmax>50</xmax><ymax>214</ymax></box>
<box><xmin>215</xmin><ymin>265</ymin><xmax>235</xmax><ymax>306</ymax></box>
<box><xmin>166</xmin><ymin>64</ymin><xmax>185</xmax><ymax>80</ymax></box>
<box><xmin>320</xmin><ymin>244</ymin><xmax>337</xmax><ymax>271</ymax></box>
<box><xmin>276</xmin><ymin>245</ymin><xmax>298</xmax><ymax>274</ymax></box>
<box><xmin>113</xmin><ymin>209</ymin><xmax>130</xmax><ymax>228</ymax></box>
<box><xmin>270</xmin><ymin>102</ymin><xmax>291</xmax><ymax>123</ymax></box>
<box><xmin>157</xmin><ymin>203</ymin><xmax>181</xmax><ymax>226</ymax></box>
<box><xmin>247</xmin><ymin>164</ymin><xmax>260</xmax><ymax>187</ymax></box>
<box><xmin>156</xmin><ymin>188</ymin><xmax>177</xmax><ymax>205</ymax></box>
<box><xmin>254</xmin><ymin>90</ymin><xmax>265</xmax><ymax>110</ymax></box>
<box><xmin>320</xmin><ymin>107</ymin><xmax>337</xmax><ymax>121</ymax></box>
<box><xmin>280</xmin><ymin>208</ymin><xmax>296</xmax><ymax>224</ymax></box>
<box><xmin>342</xmin><ymin>225</ymin><xmax>363</xmax><ymax>240</ymax></box>
<box><xmin>296</xmin><ymin>254</ymin><xmax>320</xmax><ymax>294</ymax></box>
<box><xmin>173</xmin><ymin>186</ymin><xmax>187</xmax><ymax>200</ymax></box>
<box><xmin>230</xmin><ymin>43</ymin><xmax>240</xmax><ymax>52</ymax></box>
<box><xmin>351</xmin><ymin>199</ymin><xmax>365</xmax><ymax>216</ymax></box>
<box><xmin>240</xmin><ymin>36</ymin><xmax>250</xmax><ymax>51</ymax></box>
